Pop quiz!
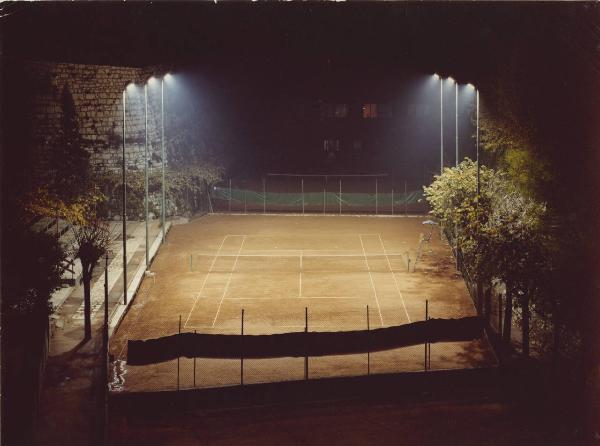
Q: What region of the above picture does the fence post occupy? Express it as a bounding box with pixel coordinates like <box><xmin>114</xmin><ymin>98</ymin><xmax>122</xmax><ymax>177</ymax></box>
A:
<box><xmin>263</xmin><ymin>178</ymin><xmax>266</xmax><ymax>214</ymax></box>
<box><xmin>425</xmin><ymin>301</ymin><xmax>428</xmax><ymax>371</ymax></box>
<box><xmin>367</xmin><ymin>305</ymin><xmax>370</xmax><ymax>376</ymax></box>
<box><xmin>244</xmin><ymin>188</ymin><xmax>247</xmax><ymax>214</ymax></box>
<box><xmin>229</xmin><ymin>179</ymin><xmax>232</xmax><ymax>212</ymax></box>
<box><xmin>391</xmin><ymin>188</ymin><xmax>394</xmax><ymax>215</ymax></box>
<box><xmin>404</xmin><ymin>180</ymin><xmax>408</xmax><ymax>215</ymax></box>
<box><xmin>301</xmin><ymin>178</ymin><xmax>305</xmax><ymax>215</ymax></box>
<box><xmin>375</xmin><ymin>178</ymin><xmax>378</xmax><ymax>215</ymax></box>
<box><xmin>323</xmin><ymin>185</ymin><xmax>326</xmax><ymax>214</ymax></box>
<box><xmin>498</xmin><ymin>292</ymin><xmax>503</xmax><ymax>338</ymax></box>
<box><xmin>304</xmin><ymin>307</ymin><xmax>308</xmax><ymax>380</ymax></box>
<box><xmin>339</xmin><ymin>180</ymin><xmax>342</xmax><ymax>215</ymax></box>
<box><xmin>177</xmin><ymin>315</ymin><xmax>181</xmax><ymax>390</ymax></box>
<box><xmin>193</xmin><ymin>329</ymin><xmax>196</xmax><ymax>388</ymax></box>
<box><xmin>241</xmin><ymin>309</ymin><xmax>244</xmax><ymax>386</ymax></box>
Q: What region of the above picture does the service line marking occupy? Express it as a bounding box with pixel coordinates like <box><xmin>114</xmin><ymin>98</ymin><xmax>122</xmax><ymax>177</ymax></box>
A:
<box><xmin>212</xmin><ymin>235</ymin><xmax>246</xmax><ymax>327</ymax></box>
<box><xmin>359</xmin><ymin>234</ymin><xmax>385</xmax><ymax>327</ymax></box>
<box><xmin>183</xmin><ymin>235</ymin><xmax>229</xmax><ymax>328</ymax></box>
<box><xmin>377</xmin><ymin>234</ymin><xmax>411</xmax><ymax>323</ymax></box>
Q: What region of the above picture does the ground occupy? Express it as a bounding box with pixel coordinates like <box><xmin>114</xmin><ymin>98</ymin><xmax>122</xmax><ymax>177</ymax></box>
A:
<box><xmin>109</xmin><ymin>214</ymin><xmax>496</xmax><ymax>392</ymax></box>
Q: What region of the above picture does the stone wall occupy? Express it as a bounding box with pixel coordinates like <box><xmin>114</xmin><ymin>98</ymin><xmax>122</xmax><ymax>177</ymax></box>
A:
<box><xmin>24</xmin><ymin>61</ymin><xmax>167</xmax><ymax>173</ymax></box>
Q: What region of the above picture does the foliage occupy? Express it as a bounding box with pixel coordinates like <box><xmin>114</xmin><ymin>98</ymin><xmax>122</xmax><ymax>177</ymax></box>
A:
<box><xmin>2</xmin><ymin>223</ymin><xmax>66</xmax><ymax>318</ymax></box>
<box><xmin>95</xmin><ymin>163</ymin><xmax>223</xmax><ymax>218</ymax></box>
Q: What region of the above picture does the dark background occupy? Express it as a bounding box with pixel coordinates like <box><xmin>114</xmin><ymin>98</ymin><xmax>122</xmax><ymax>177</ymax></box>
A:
<box><xmin>2</xmin><ymin>2</ymin><xmax>599</xmax><ymax>186</ymax></box>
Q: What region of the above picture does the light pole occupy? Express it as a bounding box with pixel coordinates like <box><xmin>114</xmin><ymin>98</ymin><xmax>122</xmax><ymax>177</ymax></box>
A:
<box><xmin>161</xmin><ymin>77</ymin><xmax>166</xmax><ymax>243</ymax></box>
<box><xmin>144</xmin><ymin>83</ymin><xmax>149</xmax><ymax>269</ymax></box>
<box><xmin>440</xmin><ymin>76</ymin><xmax>443</xmax><ymax>175</ymax></box>
<box><xmin>476</xmin><ymin>88</ymin><xmax>480</xmax><ymax>199</ymax></box>
<box><xmin>455</xmin><ymin>81</ymin><xmax>459</xmax><ymax>167</ymax></box>
<box><xmin>122</xmin><ymin>85</ymin><xmax>132</xmax><ymax>306</ymax></box>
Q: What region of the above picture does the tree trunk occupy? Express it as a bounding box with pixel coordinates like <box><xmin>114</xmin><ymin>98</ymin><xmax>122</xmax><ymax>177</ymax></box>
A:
<box><xmin>522</xmin><ymin>289</ymin><xmax>530</xmax><ymax>357</ymax></box>
<box><xmin>83</xmin><ymin>270</ymin><xmax>92</xmax><ymax>341</ymax></box>
<box><xmin>502</xmin><ymin>286</ymin><xmax>513</xmax><ymax>345</ymax></box>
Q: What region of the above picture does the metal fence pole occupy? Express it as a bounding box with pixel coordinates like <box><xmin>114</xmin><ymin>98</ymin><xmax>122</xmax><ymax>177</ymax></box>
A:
<box><xmin>193</xmin><ymin>329</ymin><xmax>196</xmax><ymax>388</ymax></box>
<box><xmin>323</xmin><ymin>185</ymin><xmax>326</xmax><ymax>214</ymax></box>
<box><xmin>241</xmin><ymin>309</ymin><xmax>244</xmax><ymax>386</ymax></box>
<box><xmin>404</xmin><ymin>180</ymin><xmax>408</xmax><ymax>215</ymax></box>
<box><xmin>177</xmin><ymin>315</ymin><xmax>181</xmax><ymax>390</ymax></box>
<box><xmin>244</xmin><ymin>188</ymin><xmax>247</xmax><ymax>214</ymax></box>
<box><xmin>229</xmin><ymin>179</ymin><xmax>232</xmax><ymax>212</ymax></box>
<box><xmin>263</xmin><ymin>178</ymin><xmax>266</xmax><ymax>214</ymax></box>
<box><xmin>367</xmin><ymin>305</ymin><xmax>370</xmax><ymax>376</ymax></box>
<box><xmin>375</xmin><ymin>179</ymin><xmax>378</xmax><ymax>215</ymax></box>
<box><xmin>304</xmin><ymin>307</ymin><xmax>308</xmax><ymax>380</ymax></box>
<box><xmin>339</xmin><ymin>180</ymin><xmax>342</xmax><ymax>215</ymax></box>
<box><xmin>391</xmin><ymin>189</ymin><xmax>394</xmax><ymax>215</ymax></box>
<box><xmin>425</xmin><ymin>300</ymin><xmax>428</xmax><ymax>371</ymax></box>
<box><xmin>301</xmin><ymin>178</ymin><xmax>305</xmax><ymax>215</ymax></box>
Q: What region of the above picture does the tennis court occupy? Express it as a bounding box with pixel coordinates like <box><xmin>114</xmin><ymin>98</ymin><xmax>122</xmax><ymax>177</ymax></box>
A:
<box><xmin>109</xmin><ymin>214</ymin><xmax>496</xmax><ymax>392</ymax></box>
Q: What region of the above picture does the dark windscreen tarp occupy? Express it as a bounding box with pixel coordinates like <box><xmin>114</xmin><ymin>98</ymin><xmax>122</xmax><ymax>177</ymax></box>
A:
<box><xmin>127</xmin><ymin>316</ymin><xmax>484</xmax><ymax>366</ymax></box>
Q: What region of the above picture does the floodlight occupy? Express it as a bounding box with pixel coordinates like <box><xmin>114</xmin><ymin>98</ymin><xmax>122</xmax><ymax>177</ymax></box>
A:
<box><xmin>126</xmin><ymin>82</ymin><xmax>136</xmax><ymax>92</ymax></box>
<box><xmin>467</xmin><ymin>83</ymin><xmax>475</xmax><ymax>90</ymax></box>
<box><xmin>164</xmin><ymin>73</ymin><xmax>173</xmax><ymax>82</ymax></box>
<box><xmin>447</xmin><ymin>76</ymin><xmax>455</xmax><ymax>83</ymax></box>
<box><xmin>433</xmin><ymin>73</ymin><xmax>440</xmax><ymax>79</ymax></box>
<box><xmin>148</xmin><ymin>76</ymin><xmax>158</xmax><ymax>86</ymax></box>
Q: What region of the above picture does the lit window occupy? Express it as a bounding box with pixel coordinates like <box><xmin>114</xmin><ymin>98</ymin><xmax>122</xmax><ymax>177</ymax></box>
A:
<box><xmin>363</xmin><ymin>104</ymin><xmax>378</xmax><ymax>118</ymax></box>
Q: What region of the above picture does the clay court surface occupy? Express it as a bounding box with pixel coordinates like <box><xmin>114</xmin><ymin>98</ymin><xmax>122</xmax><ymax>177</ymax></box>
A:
<box><xmin>109</xmin><ymin>214</ymin><xmax>496</xmax><ymax>392</ymax></box>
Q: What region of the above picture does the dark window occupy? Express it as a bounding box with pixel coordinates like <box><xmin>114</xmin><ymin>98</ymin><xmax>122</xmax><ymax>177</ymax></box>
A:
<box><xmin>321</xmin><ymin>103</ymin><xmax>348</xmax><ymax>118</ymax></box>
<box><xmin>323</xmin><ymin>139</ymin><xmax>340</xmax><ymax>153</ymax></box>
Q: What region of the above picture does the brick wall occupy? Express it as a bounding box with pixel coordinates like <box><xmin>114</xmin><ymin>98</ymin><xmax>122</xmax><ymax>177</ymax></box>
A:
<box><xmin>24</xmin><ymin>61</ymin><xmax>167</xmax><ymax>173</ymax></box>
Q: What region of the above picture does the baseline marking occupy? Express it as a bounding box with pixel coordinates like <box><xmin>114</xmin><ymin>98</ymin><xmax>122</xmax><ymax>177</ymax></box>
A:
<box><xmin>377</xmin><ymin>234</ymin><xmax>411</xmax><ymax>323</ymax></box>
<box><xmin>212</xmin><ymin>235</ymin><xmax>246</xmax><ymax>327</ymax></box>
<box><xmin>359</xmin><ymin>235</ymin><xmax>385</xmax><ymax>326</ymax></box>
<box><xmin>183</xmin><ymin>235</ymin><xmax>229</xmax><ymax>328</ymax></box>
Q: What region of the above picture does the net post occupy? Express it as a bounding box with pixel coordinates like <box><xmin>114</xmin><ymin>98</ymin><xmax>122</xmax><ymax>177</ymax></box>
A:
<box><xmin>375</xmin><ymin>178</ymin><xmax>378</xmax><ymax>215</ymax></box>
<box><xmin>244</xmin><ymin>187</ymin><xmax>247</xmax><ymax>214</ymax></box>
<box><xmin>193</xmin><ymin>329</ymin><xmax>196</xmax><ymax>388</ymax></box>
<box><xmin>304</xmin><ymin>307</ymin><xmax>308</xmax><ymax>380</ymax></box>
<box><xmin>323</xmin><ymin>183</ymin><xmax>326</xmax><ymax>214</ymax></box>
<box><xmin>228</xmin><ymin>179</ymin><xmax>232</xmax><ymax>212</ymax></box>
<box><xmin>367</xmin><ymin>305</ymin><xmax>370</xmax><ymax>376</ymax></box>
<box><xmin>339</xmin><ymin>179</ymin><xmax>342</xmax><ymax>215</ymax></box>
<box><xmin>177</xmin><ymin>315</ymin><xmax>181</xmax><ymax>390</ymax></box>
<box><xmin>301</xmin><ymin>178</ymin><xmax>305</xmax><ymax>215</ymax></box>
<box><xmin>392</xmin><ymin>188</ymin><xmax>394</xmax><ymax>215</ymax></box>
<box><xmin>241</xmin><ymin>309</ymin><xmax>244</xmax><ymax>386</ymax></box>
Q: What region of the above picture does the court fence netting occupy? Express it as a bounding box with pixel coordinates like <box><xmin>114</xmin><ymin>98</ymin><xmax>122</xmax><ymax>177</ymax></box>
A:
<box><xmin>108</xmin><ymin>305</ymin><xmax>495</xmax><ymax>393</ymax></box>
<box><xmin>209</xmin><ymin>175</ymin><xmax>428</xmax><ymax>214</ymax></box>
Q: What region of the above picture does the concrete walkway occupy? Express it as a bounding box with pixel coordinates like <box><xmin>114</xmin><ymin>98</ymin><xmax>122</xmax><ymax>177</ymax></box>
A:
<box><xmin>35</xmin><ymin>218</ymin><xmax>176</xmax><ymax>445</ymax></box>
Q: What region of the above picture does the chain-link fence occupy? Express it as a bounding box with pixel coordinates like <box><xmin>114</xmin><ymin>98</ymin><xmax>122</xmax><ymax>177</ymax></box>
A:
<box><xmin>109</xmin><ymin>305</ymin><xmax>496</xmax><ymax>393</ymax></box>
<box><xmin>210</xmin><ymin>176</ymin><xmax>428</xmax><ymax>215</ymax></box>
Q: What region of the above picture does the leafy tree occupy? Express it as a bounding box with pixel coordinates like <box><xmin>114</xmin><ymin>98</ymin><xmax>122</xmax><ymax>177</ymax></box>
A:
<box><xmin>424</xmin><ymin>159</ymin><xmax>549</xmax><ymax>353</ymax></box>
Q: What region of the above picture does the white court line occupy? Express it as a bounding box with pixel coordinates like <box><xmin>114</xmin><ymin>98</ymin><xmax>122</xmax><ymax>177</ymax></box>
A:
<box><xmin>183</xmin><ymin>235</ymin><xmax>229</xmax><ymax>328</ymax></box>
<box><xmin>211</xmin><ymin>235</ymin><xmax>246</xmax><ymax>327</ymax></box>
<box><xmin>225</xmin><ymin>296</ymin><xmax>359</xmax><ymax>300</ymax></box>
<box><xmin>359</xmin><ymin>235</ymin><xmax>385</xmax><ymax>327</ymax></box>
<box><xmin>377</xmin><ymin>234</ymin><xmax>411</xmax><ymax>323</ymax></box>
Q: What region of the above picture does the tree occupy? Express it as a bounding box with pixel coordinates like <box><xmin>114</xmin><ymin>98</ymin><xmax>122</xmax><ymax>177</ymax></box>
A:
<box><xmin>72</xmin><ymin>216</ymin><xmax>111</xmax><ymax>341</ymax></box>
<box><xmin>424</xmin><ymin>159</ymin><xmax>548</xmax><ymax>352</ymax></box>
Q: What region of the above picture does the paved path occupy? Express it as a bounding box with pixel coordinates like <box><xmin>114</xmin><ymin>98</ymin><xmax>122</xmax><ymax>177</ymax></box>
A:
<box><xmin>35</xmin><ymin>219</ymin><xmax>173</xmax><ymax>445</ymax></box>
